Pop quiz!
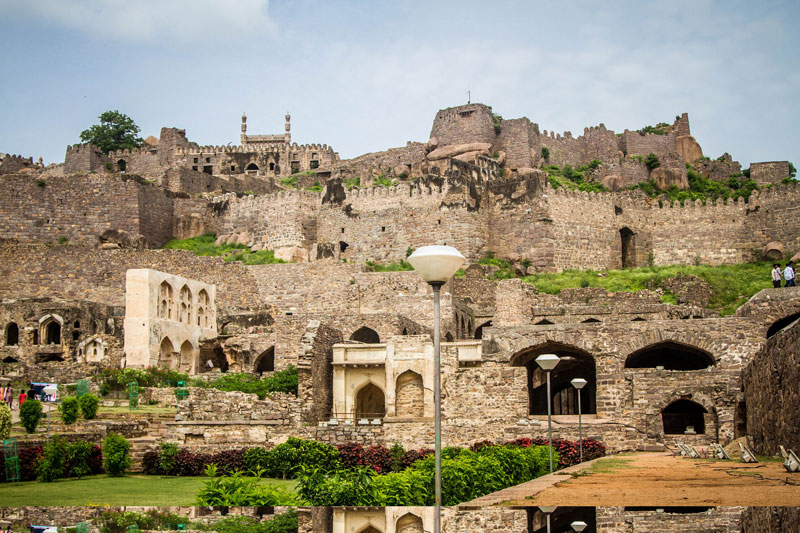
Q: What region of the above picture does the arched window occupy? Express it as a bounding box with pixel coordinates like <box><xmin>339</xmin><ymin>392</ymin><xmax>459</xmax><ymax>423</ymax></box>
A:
<box><xmin>44</xmin><ymin>319</ymin><xmax>61</xmax><ymax>345</ymax></box>
<box><xmin>625</xmin><ymin>341</ymin><xmax>715</xmax><ymax>370</ymax></box>
<box><xmin>535</xmin><ymin>319</ymin><xmax>554</xmax><ymax>325</ymax></box>
<box><xmin>511</xmin><ymin>342</ymin><xmax>597</xmax><ymax>416</ymax></box>
<box><xmin>269</xmin><ymin>162</ymin><xmax>275</xmax><ymax>171</ymax></box>
<box><xmin>254</xmin><ymin>347</ymin><xmax>275</xmax><ymax>374</ymax></box>
<box><xmin>198</xmin><ymin>289</ymin><xmax>210</xmax><ymax>328</ymax></box>
<box><xmin>445</xmin><ymin>332</ymin><xmax>454</xmax><ymax>342</ymax></box>
<box><xmin>662</xmin><ymin>399</ymin><xmax>707</xmax><ymax>434</ymax></box>
<box><xmin>5</xmin><ymin>322</ymin><xmax>18</xmax><ymax>346</ymax></box>
<box><xmin>395</xmin><ymin>370</ymin><xmax>424</xmax><ymax>418</ymax></box>
<box><xmin>179</xmin><ymin>285</ymin><xmax>192</xmax><ymax>324</ymax></box>
<box><xmin>117</xmin><ymin>159</ymin><xmax>127</xmax><ymax>172</ymax></box>
<box><xmin>159</xmin><ymin>281</ymin><xmax>174</xmax><ymax>320</ymax></box>
<box><xmin>766</xmin><ymin>312</ymin><xmax>800</xmax><ymax>338</ymax></box>
<box><xmin>355</xmin><ymin>382</ymin><xmax>385</xmax><ymax>419</ymax></box>
<box><xmin>350</xmin><ymin>326</ymin><xmax>380</xmax><ymax>344</ymax></box>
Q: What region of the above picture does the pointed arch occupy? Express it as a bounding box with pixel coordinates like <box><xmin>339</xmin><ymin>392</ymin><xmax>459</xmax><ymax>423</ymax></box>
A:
<box><xmin>444</xmin><ymin>332</ymin><xmax>454</xmax><ymax>342</ymax></box>
<box><xmin>350</xmin><ymin>326</ymin><xmax>380</xmax><ymax>344</ymax></box>
<box><xmin>2</xmin><ymin>356</ymin><xmax>18</xmax><ymax>363</ymax></box>
<box><xmin>625</xmin><ymin>341</ymin><xmax>715</xmax><ymax>370</ymax></box>
<box><xmin>581</xmin><ymin>318</ymin><xmax>600</xmax><ymax>323</ymax></box>
<box><xmin>395</xmin><ymin>370</ymin><xmax>424</xmax><ymax>418</ymax></box>
<box><xmin>159</xmin><ymin>337</ymin><xmax>176</xmax><ymax>368</ymax></box>
<box><xmin>510</xmin><ymin>341</ymin><xmax>597</xmax><ymax>416</ymax></box>
<box><xmin>631</xmin><ymin>317</ymin><xmax>646</xmax><ymax>322</ymax></box>
<box><xmin>5</xmin><ymin>322</ymin><xmax>19</xmax><ymax>346</ymax></box>
<box><xmin>620</xmin><ymin>226</ymin><xmax>636</xmax><ymax>267</ymax></box>
<box><xmin>354</xmin><ymin>382</ymin><xmax>385</xmax><ymax>419</ymax></box>
<box><xmin>355</xmin><ymin>526</ymin><xmax>382</xmax><ymax>533</ymax></box>
<box><xmin>396</xmin><ymin>512</ymin><xmax>424</xmax><ymax>533</ymax></box>
<box><xmin>159</xmin><ymin>281</ymin><xmax>174</xmax><ymax>320</ymax></box>
<box><xmin>766</xmin><ymin>312</ymin><xmax>800</xmax><ymax>338</ymax></box>
<box><xmin>535</xmin><ymin>319</ymin><xmax>554</xmax><ymax>325</ymax></box>
<box><xmin>179</xmin><ymin>285</ymin><xmax>192</xmax><ymax>324</ymax></box>
<box><xmin>198</xmin><ymin>289</ymin><xmax>210</xmax><ymax>328</ymax></box>
<box><xmin>180</xmin><ymin>340</ymin><xmax>196</xmax><ymax>370</ymax></box>
<box><xmin>662</xmin><ymin>399</ymin><xmax>707</xmax><ymax>434</ymax></box>
<box><xmin>474</xmin><ymin>320</ymin><xmax>492</xmax><ymax>339</ymax></box>
<box><xmin>254</xmin><ymin>347</ymin><xmax>275</xmax><ymax>374</ymax></box>
<box><xmin>41</xmin><ymin>317</ymin><xmax>62</xmax><ymax>345</ymax></box>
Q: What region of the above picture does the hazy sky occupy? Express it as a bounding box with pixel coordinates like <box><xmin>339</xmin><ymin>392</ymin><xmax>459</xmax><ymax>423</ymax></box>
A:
<box><xmin>0</xmin><ymin>0</ymin><xmax>798</xmax><ymax>168</ymax></box>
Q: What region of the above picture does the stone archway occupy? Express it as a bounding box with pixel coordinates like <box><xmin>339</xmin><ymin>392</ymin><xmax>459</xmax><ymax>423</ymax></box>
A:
<box><xmin>395</xmin><ymin>370</ymin><xmax>424</xmax><ymax>418</ymax></box>
<box><xmin>625</xmin><ymin>341</ymin><xmax>715</xmax><ymax>370</ymax></box>
<box><xmin>396</xmin><ymin>513</ymin><xmax>424</xmax><ymax>533</ymax></box>
<box><xmin>159</xmin><ymin>337</ymin><xmax>176</xmax><ymax>368</ymax></box>
<box><xmin>355</xmin><ymin>382</ymin><xmax>386</xmax><ymax>419</ymax></box>
<box><xmin>254</xmin><ymin>347</ymin><xmax>275</xmax><ymax>374</ymax></box>
<box><xmin>766</xmin><ymin>312</ymin><xmax>800</xmax><ymax>338</ymax></box>
<box><xmin>662</xmin><ymin>399</ymin><xmax>707</xmax><ymax>435</ymax></box>
<box><xmin>350</xmin><ymin>326</ymin><xmax>380</xmax><ymax>344</ymax></box>
<box><xmin>5</xmin><ymin>322</ymin><xmax>18</xmax><ymax>346</ymax></box>
<box><xmin>620</xmin><ymin>227</ymin><xmax>636</xmax><ymax>267</ymax></box>
<box><xmin>180</xmin><ymin>340</ymin><xmax>196</xmax><ymax>372</ymax></box>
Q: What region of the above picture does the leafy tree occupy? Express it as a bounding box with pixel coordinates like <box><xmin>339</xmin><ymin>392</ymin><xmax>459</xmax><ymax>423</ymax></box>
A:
<box><xmin>79</xmin><ymin>110</ymin><xmax>143</xmax><ymax>154</ymax></box>
<box><xmin>790</xmin><ymin>162</ymin><xmax>797</xmax><ymax>179</ymax></box>
<box><xmin>20</xmin><ymin>399</ymin><xmax>42</xmax><ymax>433</ymax></box>
<box><xmin>644</xmin><ymin>153</ymin><xmax>661</xmax><ymax>171</ymax></box>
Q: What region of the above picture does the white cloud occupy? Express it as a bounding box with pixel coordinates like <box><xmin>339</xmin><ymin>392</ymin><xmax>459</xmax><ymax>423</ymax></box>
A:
<box><xmin>0</xmin><ymin>0</ymin><xmax>275</xmax><ymax>42</ymax></box>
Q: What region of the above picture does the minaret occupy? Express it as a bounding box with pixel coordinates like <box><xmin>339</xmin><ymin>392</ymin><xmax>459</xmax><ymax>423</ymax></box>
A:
<box><xmin>284</xmin><ymin>112</ymin><xmax>291</xmax><ymax>144</ymax></box>
<box><xmin>241</xmin><ymin>112</ymin><xmax>247</xmax><ymax>144</ymax></box>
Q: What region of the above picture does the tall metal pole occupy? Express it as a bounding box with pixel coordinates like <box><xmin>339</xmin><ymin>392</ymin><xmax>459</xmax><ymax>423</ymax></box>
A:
<box><xmin>547</xmin><ymin>369</ymin><xmax>553</xmax><ymax>473</ymax></box>
<box><xmin>432</xmin><ymin>282</ymin><xmax>443</xmax><ymax>533</ymax></box>
<box><xmin>546</xmin><ymin>513</ymin><xmax>551</xmax><ymax>533</ymax></box>
<box><xmin>578</xmin><ymin>388</ymin><xmax>583</xmax><ymax>463</ymax></box>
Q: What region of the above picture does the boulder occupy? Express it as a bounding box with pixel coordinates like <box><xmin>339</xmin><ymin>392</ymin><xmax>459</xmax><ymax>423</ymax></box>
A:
<box><xmin>425</xmin><ymin>137</ymin><xmax>439</xmax><ymax>152</ymax></box>
<box><xmin>453</xmin><ymin>150</ymin><xmax>483</xmax><ymax>163</ymax></box>
<box><xmin>676</xmin><ymin>135</ymin><xmax>703</xmax><ymax>163</ymax></box>
<box><xmin>465</xmin><ymin>264</ymin><xmax>485</xmax><ymax>278</ymax></box>
<box><xmin>275</xmin><ymin>246</ymin><xmax>308</xmax><ymax>263</ymax></box>
<box><xmin>235</xmin><ymin>232</ymin><xmax>251</xmax><ymax>246</ymax></box>
<box><xmin>651</xmin><ymin>166</ymin><xmax>689</xmax><ymax>190</ymax></box>
<box><xmin>601</xmin><ymin>174</ymin><xmax>624</xmax><ymax>191</ymax></box>
<box><xmin>426</xmin><ymin>142</ymin><xmax>492</xmax><ymax>161</ymax></box>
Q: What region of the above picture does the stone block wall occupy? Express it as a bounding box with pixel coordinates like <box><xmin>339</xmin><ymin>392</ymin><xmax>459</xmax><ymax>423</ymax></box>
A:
<box><xmin>429</xmin><ymin>103</ymin><xmax>497</xmax><ymax>146</ymax></box>
<box><xmin>751</xmin><ymin>161</ymin><xmax>793</xmax><ymax>185</ymax></box>
<box><xmin>64</xmin><ymin>144</ymin><xmax>108</xmax><ymax>174</ymax></box>
<box><xmin>743</xmin><ymin>320</ymin><xmax>800</xmax><ymax>454</ymax></box>
<box><xmin>0</xmin><ymin>173</ymin><xmax>173</xmax><ymax>247</ymax></box>
<box><xmin>741</xmin><ymin>507</ymin><xmax>800</xmax><ymax>532</ymax></box>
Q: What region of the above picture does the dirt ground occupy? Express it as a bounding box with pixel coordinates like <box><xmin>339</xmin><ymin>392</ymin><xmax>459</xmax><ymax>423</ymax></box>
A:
<box><xmin>504</xmin><ymin>453</ymin><xmax>800</xmax><ymax>507</ymax></box>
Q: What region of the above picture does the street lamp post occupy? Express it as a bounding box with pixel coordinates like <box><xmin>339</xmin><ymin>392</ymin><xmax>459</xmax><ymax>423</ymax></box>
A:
<box><xmin>535</xmin><ymin>353</ymin><xmax>560</xmax><ymax>473</ymax></box>
<box><xmin>407</xmin><ymin>245</ymin><xmax>465</xmax><ymax>533</ymax></box>
<box><xmin>571</xmin><ymin>378</ymin><xmax>588</xmax><ymax>462</ymax></box>
<box><xmin>539</xmin><ymin>506</ymin><xmax>556</xmax><ymax>533</ymax></box>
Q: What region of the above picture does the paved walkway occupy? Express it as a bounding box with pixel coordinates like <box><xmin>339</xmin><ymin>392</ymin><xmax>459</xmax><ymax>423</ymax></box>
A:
<box><xmin>462</xmin><ymin>452</ymin><xmax>800</xmax><ymax>508</ymax></box>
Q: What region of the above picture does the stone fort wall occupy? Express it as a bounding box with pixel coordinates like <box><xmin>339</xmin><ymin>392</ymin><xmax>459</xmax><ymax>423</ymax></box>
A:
<box><xmin>0</xmin><ymin>172</ymin><xmax>174</xmax><ymax>248</ymax></box>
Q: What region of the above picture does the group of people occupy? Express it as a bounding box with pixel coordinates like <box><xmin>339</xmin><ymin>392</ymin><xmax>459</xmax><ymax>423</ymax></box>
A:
<box><xmin>772</xmin><ymin>261</ymin><xmax>796</xmax><ymax>287</ymax></box>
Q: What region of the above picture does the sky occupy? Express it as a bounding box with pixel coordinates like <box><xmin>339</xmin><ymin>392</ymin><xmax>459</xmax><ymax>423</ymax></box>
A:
<box><xmin>0</xmin><ymin>0</ymin><xmax>798</xmax><ymax>168</ymax></box>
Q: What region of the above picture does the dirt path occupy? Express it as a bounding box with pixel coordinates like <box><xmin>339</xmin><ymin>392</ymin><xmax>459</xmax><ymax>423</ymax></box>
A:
<box><xmin>466</xmin><ymin>452</ymin><xmax>800</xmax><ymax>507</ymax></box>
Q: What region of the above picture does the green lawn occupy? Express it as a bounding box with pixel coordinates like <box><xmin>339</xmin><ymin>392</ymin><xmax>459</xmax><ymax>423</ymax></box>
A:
<box><xmin>523</xmin><ymin>261</ymin><xmax>774</xmax><ymax>316</ymax></box>
<box><xmin>0</xmin><ymin>474</ymin><xmax>297</xmax><ymax>506</ymax></box>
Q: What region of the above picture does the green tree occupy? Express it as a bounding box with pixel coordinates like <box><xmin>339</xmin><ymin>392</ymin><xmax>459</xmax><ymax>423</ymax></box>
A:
<box><xmin>79</xmin><ymin>110</ymin><xmax>143</xmax><ymax>154</ymax></box>
<box><xmin>644</xmin><ymin>153</ymin><xmax>661</xmax><ymax>171</ymax></box>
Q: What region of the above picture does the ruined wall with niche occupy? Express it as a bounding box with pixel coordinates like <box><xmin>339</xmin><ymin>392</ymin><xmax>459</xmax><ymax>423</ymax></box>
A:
<box><xmin>751</xmin><ymin>161</ymin><xmax>793</xmax><ymax>185</ymax></box>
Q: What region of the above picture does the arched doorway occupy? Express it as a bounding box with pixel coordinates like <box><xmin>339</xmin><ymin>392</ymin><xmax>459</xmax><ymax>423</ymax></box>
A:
<box><xmin>662</xmin><ymin>399</ymin><xmax>707</xmax><ymax>434</ymax></box>
<box><xmin>245</xmin><ymin>162</ymin><xmax>259</xmax><ymax>175</ymax></box>
<box><xmin>395</xmin><ymin>370</ymin><xmax>424</xmax><ymax>418</ymax></box>
<box><xmin>620</xmin><ymin>227</ymin><xmax>636</xmax><ymax>267</ymax></box>
<box><xmin>180</xmin><ymin>340</ymin><xmax>196</xmax><ymax>371</ymax></box>
<box><xmin>254</xmin><ymin>347</ymin><xmax>275</xmax><ymax>374</ymax></box>
<box><xmin>625</xmin><ymin>341</ymin><xmax>714</xmax><ymax>370</ymax></box>
<box><xmin>5</xmin><ymin>322</ymin><xmax>19</xmax><ymax>346</ymax></box>
<box><xmin>117</xmin><ymin>159</ymin><xmax>127</xmax><ymax>172</ymax></box>
<box><xmin>357</xmin><ymin>527</ymin><xmax>382</xmax><ymax>533</ymax></box>
<box><xmin>159</xmin><ymin>337</ymin><xmax>176</xmax><ymax>368</ymax></box>
<box><xmin>355</xmin><ymin>382</ymin><xmax>385</xmax><ymax>419</ymax></box>
<box><xmin>511</xmin><ymin>342</ymin><xmax>597</xmax><ymax>416</ymax></box>
<box><xmin>396</xmin><ymin>512</ymin><xmax>424</xmax><ymax>533</ymax></box>
<box><xmin>350</xmin><ymin>326</ymin><xmax>380</xmax><ymax>344</ymax></box>
<box><xmin>766</xmin><ymin>312</ymin><xmax>800</xmax><ymax>338</ymax></box>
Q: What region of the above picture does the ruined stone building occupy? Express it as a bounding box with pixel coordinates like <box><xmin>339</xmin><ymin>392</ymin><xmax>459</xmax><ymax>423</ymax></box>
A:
<box><xmin>1</xmin><ymin>102</ymin><xmax>799</xmax><ymax>531</ymax></box>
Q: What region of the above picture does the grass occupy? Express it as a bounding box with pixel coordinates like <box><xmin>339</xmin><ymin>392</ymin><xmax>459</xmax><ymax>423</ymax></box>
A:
<box><xmin>587</xmin><ymin>457</ymin><xmax>635</xmax><ymax>474</ymax></box>
<box><xmin>523</xmin><ymin>261</ymin><xmax>775</xmax><ymax>316</ymax></box>
<box><xmin>162</xmin><ymin>233</ymin><xmax>286</xmax><ymax>265</ymax></box>
<box><xmin>365</xmin><ymin>260</ymin><xmax>414</xmax><ymax>272</ymax></box>
<box><xmin>0</xmin><ymin>474</ymin><xmax>297</xmax><ymax>506</ymax></box>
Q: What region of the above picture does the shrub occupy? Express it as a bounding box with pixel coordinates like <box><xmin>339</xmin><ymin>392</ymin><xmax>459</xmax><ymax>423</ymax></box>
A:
<box><xmin>19</xmin><ymin>445</ymin><xmax>44</xmax><ymax>481</ymax></box>
<box><xmin>541</xmin><ymin>146</ymin><xmax>550</xmax><ymax>160</ymax></box>
<box><xmin>66</xmin><ymin>440</ymin><xmax>95</xmax><ymax>478</ymax></box>
<box><xmin>206</xmin><ymin>367</ymin><xmax>298</xmax><ymax>398</ymax></box>
<box><xmin>20</xmin><ymin>399</ymin><xmax>42</xmax><ymax>433</ymax></box>
<box><xmin>99</xmin><ymin>509</ymin><xmax>194</xmax><ymax>533</ymax></box>
<box><xmin>644</xmin><ymin>153</ymin><xmax>660</xmax><ymax>171</ymax></box>
<box><xmin>492</xmin><ymin>113</ymin><xmax>503</xmax><ymax>134</ymax></box>
<box><xmin>243</xmin><ymin>447</ymin><xmax>271</xmax><ymax>474</ymax></box>
<box><xmin>60</xmin><ymin>396</ymin><xmax>80</xmax><ymax>424</ymax></box>
<box><xmin>266</xmin><ymin>438</ymin><xmax>340</xmax><ymax>479</ymax></box>
<box><xmin>103</xmin><ymin>433</ymin><xmax>131</xmax><ymax>476</ymax></box>
<box><xmin>158</xmin><ymin>442</ymin><xmax>180</xmax><ymax>475</ymax></box>
<box><xmin>196</xmin><ymin>467</ymin><xmax>303</xmax><ymax>506</ymax></box>
<box><xmin>0</xmin><ymin>403</ymin><xmax>11</xmax><ymax>440</ymax></box>
<box><xmin>78</xmin><ymin>393</ymin><xmax>100</xmax><ymax>419</ymax></box>
<box><xmin>213</xmin><ymin>510</ymin><xmax>299</xmax><ymax>533</ymax></box>
<box><xmin>37</xmin><ymin>434</ymin><xmax>68</xmax><ymax>482</ymax></box>
<box><xmin>141</xmin><ymin>450</ymin><xmax>160</xmax><ymax>475</ymax></box>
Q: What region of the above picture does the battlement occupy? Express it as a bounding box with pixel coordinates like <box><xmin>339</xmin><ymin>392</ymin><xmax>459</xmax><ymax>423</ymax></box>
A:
<box><xmin>66</xmin><ymin>143</ymin><xmax>102</xmax><ymax>154</ymax></box>
<box><xmin>175</xmin><ymin>142</ymin><xmax>335</xmax><ymax>156</ymax></box>
<box><xmin>0</xmin><ymin>154</ymin><xmax>33</xmax><ymax>163</ymax></box>
<box><xmin>107</xmin><ymin>146</ymin><xmax>155</xmax><ymax>158</ymax></box>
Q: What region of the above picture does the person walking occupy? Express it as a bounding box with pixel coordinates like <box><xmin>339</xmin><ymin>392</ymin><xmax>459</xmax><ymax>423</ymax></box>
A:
<box><xmin>4</xmin><ymin>385</ymin><xmax>12</xmax><ymax>409</ymax></box>
<box><xmin>784</xmin><ymin>262</ymin><xmax>796</xmax><ymax>287</ymax></box>
<box><xmin>772</xmin><ymin>263</ymin><xmax>783</xmax><ymax>288</ymax></box>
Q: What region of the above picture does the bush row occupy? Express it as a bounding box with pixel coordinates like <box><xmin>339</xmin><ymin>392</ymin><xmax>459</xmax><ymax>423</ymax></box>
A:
<box><xmin>143</xmin><ymin>439</ymin><xmax>434</xmax><ymax>479</ymax></box>
<box><xmin>60</xmin><ymin>394</ymin><xmax>100</xmax><ymax>425</ymax></box>
<box><xmin>97</xmin><ymin>366</ymin><xmax>298</xmax><ymax>399</ymax></box>
<box><xmin>297</xmin><ymin>444</ymin><xmax>553</xmax><ymax>506</ymax></box>
<box><xmin>98</xmin><ymin>508</ymin><xmax>298</xmax><ymax>533</ymax></box>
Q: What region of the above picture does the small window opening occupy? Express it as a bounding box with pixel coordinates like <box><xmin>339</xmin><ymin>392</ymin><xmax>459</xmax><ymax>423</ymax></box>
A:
<box><xmin>203</xmin><ymin>166</ymin><xmax>213</xmax><ymax>175</ymax></box>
